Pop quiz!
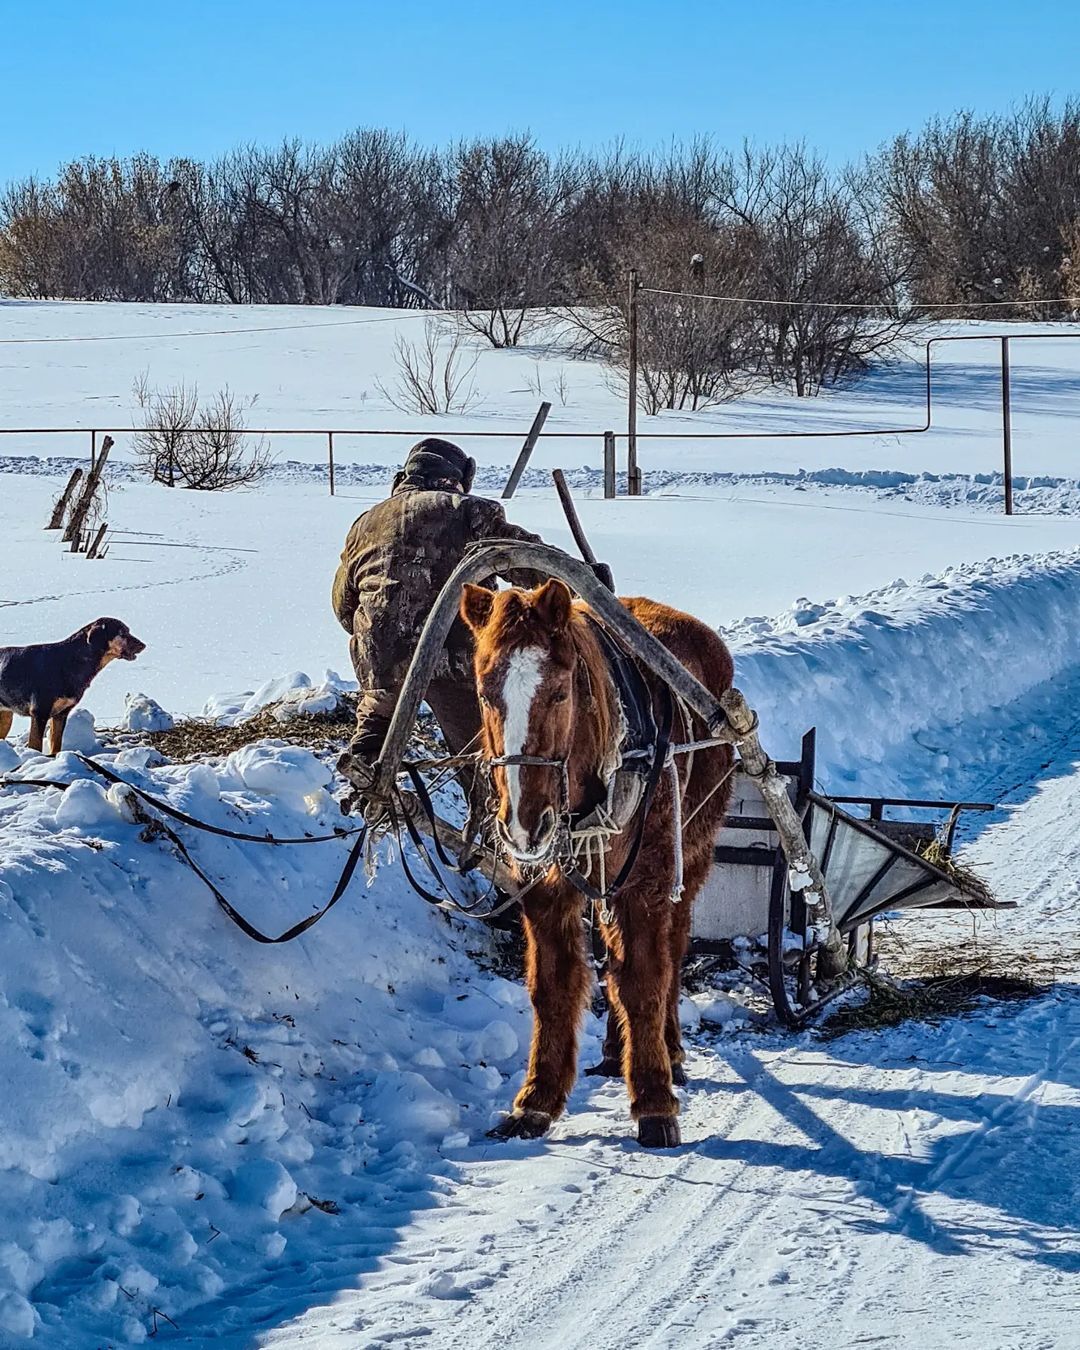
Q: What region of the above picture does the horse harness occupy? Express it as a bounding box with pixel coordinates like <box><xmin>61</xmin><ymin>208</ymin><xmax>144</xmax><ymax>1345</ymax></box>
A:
<box><xmin>486</xmin><ymin>613</ymin><xmax>677</xmax><ymax>922</ymax></box>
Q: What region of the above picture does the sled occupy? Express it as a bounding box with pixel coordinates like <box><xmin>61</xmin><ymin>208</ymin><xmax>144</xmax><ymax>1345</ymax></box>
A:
<box><xmin>695</xmin><ymin>728</ymin><xmax>1007</xmax><ymax>1024</ymax></box>
<box><xmin>344</xmin><ymin>539</ymin><xmax>1007</xmax><ymax>1026</ymax></box>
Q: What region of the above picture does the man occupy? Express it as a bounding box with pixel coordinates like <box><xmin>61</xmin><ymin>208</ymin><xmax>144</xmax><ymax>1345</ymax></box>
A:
<box><xmin>332</xmin><ymin>437</ymin><xmax>544</xmax><ymax>775</ymax></box>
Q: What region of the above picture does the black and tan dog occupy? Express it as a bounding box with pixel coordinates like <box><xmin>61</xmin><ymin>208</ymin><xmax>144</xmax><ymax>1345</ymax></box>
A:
<box><xmin>0</xmin><ymin>618</ymin><xmax>145</xmax><ymax>755</ymax></box>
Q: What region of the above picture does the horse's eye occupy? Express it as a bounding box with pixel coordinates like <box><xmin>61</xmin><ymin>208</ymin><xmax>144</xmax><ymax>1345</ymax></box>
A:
<box><xmin>552</xmin><ymin>690</ymin><xmax>568</xmax><ymax>705</ymax></box>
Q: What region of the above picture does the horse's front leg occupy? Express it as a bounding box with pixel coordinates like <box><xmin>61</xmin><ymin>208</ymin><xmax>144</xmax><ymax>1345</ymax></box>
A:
<box><xmin>490</xmin><ymin>888</ymin><xmax>590</xmax><ymax>1141</ymax></box>
<box><xmin>608</xmin><ymin>895</ymin><xmax>681</xmax><ymax>1148</ymax></box>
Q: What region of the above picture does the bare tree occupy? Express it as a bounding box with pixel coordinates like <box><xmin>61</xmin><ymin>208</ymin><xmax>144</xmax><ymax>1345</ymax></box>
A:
<box><xmin>870</xmin><ymin>100</ymin><xmax>1080</xmax><ymax>315</ymax></box>
<box><xmin>375</xmin><ymin>318</ymin><xmax>481</xmax><ymax>414</ymax></box>
<box><xmin>447</xmin><ymin>135</ymin><xmax>576</xmax><ymax>346</ymax></box>
<box><xmin>718</xmin><ymin>146</ymin><xmax>916</xmax><ymax>396</ymax></box>
<box><xmin>566</xmin><ymin>186</ymin><xmax>763</xmax><ymax>411</ymax></box>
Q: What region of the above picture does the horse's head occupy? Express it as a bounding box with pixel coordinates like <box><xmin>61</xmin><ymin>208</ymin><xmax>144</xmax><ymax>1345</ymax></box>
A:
<box><xmin>460</xmin><ymin>578</ymin><xmax>580</xmax><ymax>865</ymax></box>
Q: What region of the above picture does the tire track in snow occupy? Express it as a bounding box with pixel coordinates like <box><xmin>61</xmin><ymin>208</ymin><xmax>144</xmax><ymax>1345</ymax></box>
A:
<box><xmin>360</xmin><ymin>1048</ymin><xmax>819</xmax><ymax>1350</ymax></box>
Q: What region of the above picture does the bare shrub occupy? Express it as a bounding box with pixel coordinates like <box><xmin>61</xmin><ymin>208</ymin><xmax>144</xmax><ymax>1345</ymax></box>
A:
<box><xmin>186</xmin><ymin>388</ymin><xmax>271</xmax><ymax>489</ymax></box>
<box><xmin>376</xmin><ymin>318</ymin><xmax>481</xmax><ymax>414</ymax></box>
<box><xmin>132</xmin><ymin>373</ymin><xmax>197</xmax><ymax>487</ymax></box>
<box><xmin>132</xmin><ymin>375</ymin><xmax>270</xmax><ymax>489</ymax></box>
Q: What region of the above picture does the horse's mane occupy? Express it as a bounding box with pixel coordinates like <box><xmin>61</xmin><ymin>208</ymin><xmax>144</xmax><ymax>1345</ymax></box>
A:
<box><xmin>567</xmin><ymin>601</ymin><xmax>620</xmax><ymax>782</ymax></box>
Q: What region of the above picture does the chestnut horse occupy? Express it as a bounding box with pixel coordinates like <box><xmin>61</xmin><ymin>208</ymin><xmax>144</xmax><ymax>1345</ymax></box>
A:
<box><xmin>460</xmin><ymin>577</ymin><xmax>735</xmax><ymax>1148</ymax></box>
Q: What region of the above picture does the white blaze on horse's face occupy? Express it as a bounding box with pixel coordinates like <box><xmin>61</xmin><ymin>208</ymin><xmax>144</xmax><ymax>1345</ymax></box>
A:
<box><xmin>494</xmin><ymin>645</ymin><xmax>558</xmax><ymax>862</ymax></box>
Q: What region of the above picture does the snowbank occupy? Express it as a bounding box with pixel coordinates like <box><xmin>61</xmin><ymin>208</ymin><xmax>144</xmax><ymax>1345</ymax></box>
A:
<box><xmin>730</xmin><ymin>547</ymin><xmax>1080</xmax><ymax>799</ymax></box>
<box><xmin>0</xmin><ymin>742</ymin><xmax>566</xmax><ymax>1344</ymax></box>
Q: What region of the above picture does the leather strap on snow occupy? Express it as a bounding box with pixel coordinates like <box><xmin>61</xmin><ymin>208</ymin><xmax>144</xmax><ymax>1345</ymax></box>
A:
<box><xmin>140</xmin><ymin>803</ymin><xmax>370</xmax><ymax>944</ymax></box>
<box><xmin>74</xmin><ymin>754</ymin><xmax>365</xmax><ymax>844</ymax></box>
<box><xmin>0</xmin><ymin>766</ymin><xmax>370</xmax><ymax>944</ymax></box>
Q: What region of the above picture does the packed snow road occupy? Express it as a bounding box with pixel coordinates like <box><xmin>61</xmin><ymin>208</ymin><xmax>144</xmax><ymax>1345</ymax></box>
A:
<box><xmin>303</xmin><ymin>998</ymin><xmax>1080</xmax><ymax>1350</ymax></box>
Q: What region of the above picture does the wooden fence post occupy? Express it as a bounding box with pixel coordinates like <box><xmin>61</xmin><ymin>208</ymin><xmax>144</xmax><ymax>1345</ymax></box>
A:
<box><xmin>502</xmin><ymin>402</ymin><xmax>551</xmax><ymax>499</ymax></box>
<box><xmin>64</xmin><ymin>435</ymin><xmax>114</xmax><ymax>546</ymax></box>
<box><xmin>603</xmin><ymin>431</ymin><xmax>616</xmax><ymax>499</ymax></box>
<box><xmin>1001</xmin><ymin>336</ymin><xmax>1014</xmax><ymax>516</ymax></box>
<box><xmin>87</xmin><ymin>523</ymin><xmax>109</xmax><ymax>559</ymax></box>
<box><xmin>46</xmin><ymin>467</ymin><xmax>84</xmax><ymax>529</ymax></box>
<box><xmin>328</xmin><ymin>431</ymin><xmax>336</xmax><ymax>497</ymax></box>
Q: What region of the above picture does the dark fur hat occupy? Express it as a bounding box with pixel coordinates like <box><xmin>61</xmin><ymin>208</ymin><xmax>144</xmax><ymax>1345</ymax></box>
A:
<box><xmin>398</xmin><ymin>438</ymin><xmax>476</xmax><ymax>493</ymax></box>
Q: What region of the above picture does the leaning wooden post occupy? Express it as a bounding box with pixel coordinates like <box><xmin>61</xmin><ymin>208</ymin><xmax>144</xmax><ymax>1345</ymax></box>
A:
<box><xmin>502</xmin><ymin>401</ymin><xmax>551</xmax><ymax>499</ymax></box>
<box><xmin>720</xmin><ymin>688</ymin><xmax>847</xmax><ymax>981</ymax></box>
<box><xmin>603</xmin><ymin>431</ymin><xmax>616</xmax><ymax>499</ymax></box>
<box><xmin>86</xmin><ymin>523</ymin><xmax>108</xmax><ymax>559</ymax></box>
<box><xmin>328</xmin><ymin>431</ymin><xmax>336</xmax><ymax>497</ymax></box>
<box><xmin>64</xmin><ymin>434</ymin><xmax>114</xmax><ymax>546</ymax></box>
<box><xmin>46</xmin><ymin>467</ymin><xmax>84</xmax><ymax>529</ymax></box>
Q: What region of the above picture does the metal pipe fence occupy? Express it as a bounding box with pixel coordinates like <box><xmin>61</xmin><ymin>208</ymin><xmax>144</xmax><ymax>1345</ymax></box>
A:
<box><xmin>1</xmin><ymin>330</ymin><xmax>1073</xmax><ymax>513</ymax></box>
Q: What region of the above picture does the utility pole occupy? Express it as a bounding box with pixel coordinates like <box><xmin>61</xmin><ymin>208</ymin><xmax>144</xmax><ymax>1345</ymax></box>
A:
<box><xmin>1001</xmin><ymin>336</ymin><xmax>1013</xmax><ymax>516</ymax></box>
<box><xmin>627</xmin><ymin>268</ymin><xmax>641</xmax><ymax>496</ymax></box>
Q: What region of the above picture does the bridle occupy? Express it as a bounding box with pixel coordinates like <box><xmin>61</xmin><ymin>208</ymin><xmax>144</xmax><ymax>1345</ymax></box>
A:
<box><xmin>484</xmin><ymin>750</ymin><xmax>572</xmax><ymax>853</ymax></box>
<box><xmin>482</xmin><ymin>674</ymin><xmax>675</xmax><ymax>912</ymax></box>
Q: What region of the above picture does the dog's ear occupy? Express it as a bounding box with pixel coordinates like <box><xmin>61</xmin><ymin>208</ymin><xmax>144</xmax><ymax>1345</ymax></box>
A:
<box><xmin>460</xmin><ymin>584</ymin><xmax>495</xmax><ymax>633</ymax></box>
<box><xmin>85</xmin><ymin>619</ymin><xmax>109</xmax><ymax>647</ymax></box>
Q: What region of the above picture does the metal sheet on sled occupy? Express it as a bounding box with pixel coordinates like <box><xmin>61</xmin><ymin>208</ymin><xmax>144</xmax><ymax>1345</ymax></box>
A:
<box><xmin>693</xmin><ymin>737</ymin><xmax>1001</xmax><ymax>949</ymax></box>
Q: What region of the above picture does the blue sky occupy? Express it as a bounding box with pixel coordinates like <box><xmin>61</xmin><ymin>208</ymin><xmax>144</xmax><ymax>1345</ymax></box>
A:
<box><xmin>0</xmin><ymin>0</ymin><xmax>1076</xmax><ymax>179</ymax></box>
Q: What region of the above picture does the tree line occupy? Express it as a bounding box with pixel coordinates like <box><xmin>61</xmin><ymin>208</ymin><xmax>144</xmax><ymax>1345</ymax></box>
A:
<box><xmin>2</xmin><ymin>100</ymin><xmax>1078</xmax><ymax>401</ymax></box>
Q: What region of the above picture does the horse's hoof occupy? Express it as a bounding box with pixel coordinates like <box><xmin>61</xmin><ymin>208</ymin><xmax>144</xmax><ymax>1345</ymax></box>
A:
<box><xmin>487</xmin><ymin>1109</ymin><xmax>552</xmax><ymax>1141</ymax></box>
<box><xmin>670</xmin><ymin>1062</ymin><xmax>688</xmax><ymax>1087</ymax></box>
<box><xmin>584</xmin><ymin>1057</ymin><xmax>623</xmax><ymax>1079</ymax></box>
<box><xmin>638</xmin><ymin>1115</ymin><xmax>681</xmax><ymax>1149</ymax></box>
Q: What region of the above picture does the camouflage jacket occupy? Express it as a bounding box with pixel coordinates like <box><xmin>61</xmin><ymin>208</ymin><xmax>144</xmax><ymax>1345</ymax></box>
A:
<box><xmin>332</xmin><ymin>485</ymin><xmax>545</xmax><ymax>685</ymax></box>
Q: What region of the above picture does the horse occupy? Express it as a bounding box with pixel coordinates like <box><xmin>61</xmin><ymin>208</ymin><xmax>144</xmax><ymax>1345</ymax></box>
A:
<box><xmin>460</xmin><ymin>576</ymin><xmax>735</xmax><ymax>1148</ymax></box>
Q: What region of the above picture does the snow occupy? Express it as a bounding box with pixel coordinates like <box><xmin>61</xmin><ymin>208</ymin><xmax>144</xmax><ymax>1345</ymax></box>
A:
<box><xmin>3</xmin><ymin>302</ymin><xmax>1080</xmax><ymax>1346</ymax></box>
<box><xmin>122</xmin><ymin>692</ymin><xmax>174</xmax><ymax>733</ymax></box>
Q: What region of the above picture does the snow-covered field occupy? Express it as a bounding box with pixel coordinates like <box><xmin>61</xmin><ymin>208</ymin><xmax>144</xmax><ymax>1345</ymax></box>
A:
<box><xmin>3</xmin><ymin>303</ymin><xmax>1080</xmax><ymax>1347</ymax></box>
<box><xmin>0</xmin><ymin>299</ymin><xmax>1079</xmax><ymax>487</ymax></box>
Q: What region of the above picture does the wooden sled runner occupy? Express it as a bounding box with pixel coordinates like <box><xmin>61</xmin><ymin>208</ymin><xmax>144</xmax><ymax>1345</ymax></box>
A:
<box><xmin>343</xmin><ymin>539</ymin><xmax>1007</xmax><ymax>1026</ymax></box>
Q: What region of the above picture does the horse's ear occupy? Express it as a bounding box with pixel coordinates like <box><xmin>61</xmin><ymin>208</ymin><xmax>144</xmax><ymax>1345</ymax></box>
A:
<box><xmin>460</xmin><ymin>584</ymin><xmax>495</xmax><ymax>632</ymax></box>
<box><xmin>532</xmin><ymin>578</ymin><xmax>573</xmax><ymax>632</ymax></box>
